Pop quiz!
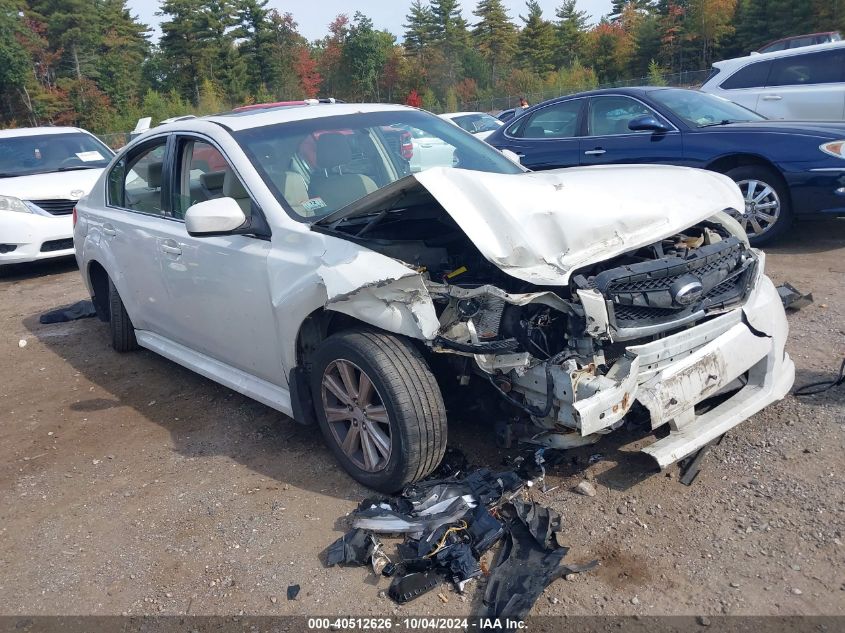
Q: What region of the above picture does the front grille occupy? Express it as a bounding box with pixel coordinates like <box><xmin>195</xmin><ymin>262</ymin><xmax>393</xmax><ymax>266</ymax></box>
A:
<box><xmin>28</xmin><ymin>199</ymin><xmax>77</xmax><ymax>215</ymax></box>
<box><xmin>595</xmin><ymin>237</ymin><xmax>756</xmax><ymax>333</ymax></box>
<box><xmin>40</xmin><ymin>238</ymin><xmax>74</xmax><ymax>253</ymax></box>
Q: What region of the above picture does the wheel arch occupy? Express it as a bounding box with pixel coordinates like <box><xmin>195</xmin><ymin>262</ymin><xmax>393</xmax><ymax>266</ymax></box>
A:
<box><xmin>87</xmin><ymin>260</ymin><xmax>111</xmax><ymax>322</ymax></box>
<box><xmin>705</xmin><ymin>153</ymin><xmax>792</xmax><ymax>208</ymax></box>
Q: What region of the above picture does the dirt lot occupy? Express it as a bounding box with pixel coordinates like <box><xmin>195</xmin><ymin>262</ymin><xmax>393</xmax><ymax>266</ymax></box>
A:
<box><xmin>1</xmin><ymin>220</ymin><xmax>843</xmax><ymax>617</ymax></box>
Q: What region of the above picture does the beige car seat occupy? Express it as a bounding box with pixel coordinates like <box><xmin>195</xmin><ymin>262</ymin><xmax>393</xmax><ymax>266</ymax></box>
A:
<box><xmin>309</xmin><ymin>133</ymin><xmax>377</xmax><ymax>211</ymax></box>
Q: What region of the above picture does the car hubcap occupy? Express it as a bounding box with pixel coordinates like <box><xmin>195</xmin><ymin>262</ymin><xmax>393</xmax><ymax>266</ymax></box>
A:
<box><xmin>321</xmin><ymin>359</ymin><xmax>391</xmax><ymax>473</ymax></box>
<box><xmin>732</xmin><ymin>179</ymin><xmax>781</xmax><ymax>238</ymax></box>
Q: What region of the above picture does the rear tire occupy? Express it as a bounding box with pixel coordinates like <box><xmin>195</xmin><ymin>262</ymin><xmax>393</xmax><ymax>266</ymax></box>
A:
<box><xmin>310</xmin><ymin>329</ymin><xmax>447</xmax><ymax>493</ymax></box>
<box><xmin>108</xmin><ymin>278</ymin><xmax>138</xmax><ymax>352</ymax></box>
<box><xmin>724</xmin><ymin>165</ymin><xmax>792</xmax><ymax>246</ymax></box>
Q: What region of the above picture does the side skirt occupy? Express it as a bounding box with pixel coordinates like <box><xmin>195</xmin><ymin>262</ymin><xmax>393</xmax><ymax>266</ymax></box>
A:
<box><xmin>135</xmin><ymin>330</ymin><xmax>293</xmax><ymax>417</ymax></box>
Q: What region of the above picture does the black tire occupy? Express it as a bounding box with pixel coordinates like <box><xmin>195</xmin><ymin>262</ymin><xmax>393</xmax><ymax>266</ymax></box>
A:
<box><xmin>309</xmin><ymin>329</ymin><xmax>447</xmax><ymax>493</ymax></box>
<box><xmin>108</xmin><ymin>278</ymin><xmax>138</xmax><ymax>352</ymax></box>
<box><xmin>724</xmin><ymin>165</ymin><xmax>792</xmax><ymax>246</ymax></box>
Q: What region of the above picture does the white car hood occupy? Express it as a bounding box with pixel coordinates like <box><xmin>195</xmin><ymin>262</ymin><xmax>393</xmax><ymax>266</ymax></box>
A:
<box><xmin>0</xmin><ymin>169</ymin><xmax>103</xmax><ymax>200</ymax></box>
<box><xmin>321</xmin><ymin>164</ymin><xmax>745</xmax><ymax>285</ymax></box>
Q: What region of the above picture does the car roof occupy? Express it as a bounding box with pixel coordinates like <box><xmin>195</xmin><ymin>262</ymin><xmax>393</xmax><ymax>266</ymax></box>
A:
<box><xmin>185</xmin><ymin>102</ymin><xmax>417</xmax><ymax>132</ymax></box>
<box><xmin>714</xmin><ymin>39</ymin><xmax>845</xmax><ymax>68</ymax></box>
<box><xmin>0</xmin><ymin>126</ymin><xmax>87</xmax><ymax>139</ymax></box>
<box><xmin>441</xmin><ymin>112</ymin><xmax>489</xmax><ymax>118</ymax></box>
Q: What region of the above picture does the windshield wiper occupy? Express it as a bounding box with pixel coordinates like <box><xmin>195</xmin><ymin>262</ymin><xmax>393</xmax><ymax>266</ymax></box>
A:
<box><xmin>698</xmin><ymin>119</ymin><xmax>747</xmax><ymax>128</ymax></box>
<box><xmin>57</xmin><ymin>165</ymin><xmax>101</xmax><ymax>172</ymax></box>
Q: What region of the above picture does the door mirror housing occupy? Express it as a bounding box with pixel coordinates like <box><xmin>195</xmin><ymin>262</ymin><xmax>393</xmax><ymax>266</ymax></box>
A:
<box><xmin>500</xmin><ymin>149</ymin><xmax>522</xmax><ymax>164</ymax></box>
<box><xmin>185</xmin><ymin>197</ymin><xmax>247</xmax><ymax>236</ymax></box>
<box><xmin>628</xmin><ymin>115</ymin><xmax>670</xmax><ymax>132</ymax></box>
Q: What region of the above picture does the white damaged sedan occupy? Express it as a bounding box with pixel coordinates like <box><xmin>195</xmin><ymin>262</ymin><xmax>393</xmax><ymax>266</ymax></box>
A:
<box><xmin>74</xmin><ymin>103</ymin><xmax>794</xmax><ymax>492</ymax></box>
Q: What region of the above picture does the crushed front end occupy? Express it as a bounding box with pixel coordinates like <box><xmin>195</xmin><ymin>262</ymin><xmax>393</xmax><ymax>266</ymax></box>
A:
<box><xmin>430</xmin><ymin>220</ymin><xmax>794</xmax><ymax>468</ymax></box>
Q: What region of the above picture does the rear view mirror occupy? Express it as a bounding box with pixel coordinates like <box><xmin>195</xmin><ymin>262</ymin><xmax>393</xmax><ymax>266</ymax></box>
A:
<box><xmin>185</xmin><ymin>197</ymin><xmax>247</xmax><ymax>236</ymax></box>
<box><xmin>628</xmin><ymin>115</ymin><xmax>670</xmax><ymax>133</ymax></box>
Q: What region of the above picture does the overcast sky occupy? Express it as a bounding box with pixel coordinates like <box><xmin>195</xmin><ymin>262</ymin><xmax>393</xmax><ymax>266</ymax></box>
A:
<box><xmin>127</xmin><ymin>0</ymin><xmax>614</xmax><ymax>43</ymax></box>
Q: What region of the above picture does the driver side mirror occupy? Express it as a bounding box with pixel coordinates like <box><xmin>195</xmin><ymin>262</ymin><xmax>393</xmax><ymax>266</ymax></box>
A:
<box><xmin>628</xmin><ymin>115</ymin><xmax>670</xmax><ymax>132</ymax></box>
<box><xmin>185</xmin><ymin>197</ymin><xmax>247</xmax><ymax>236</ymax></box>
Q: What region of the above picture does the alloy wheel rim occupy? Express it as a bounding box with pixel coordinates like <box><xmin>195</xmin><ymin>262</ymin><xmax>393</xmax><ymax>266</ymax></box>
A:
<box><xmin>321</xmin><ymin>359</ymin><xmax>392</xmax><ymax>473</ymax></box>
<box><xmin>732</xmin><ymin>179</ymin><xmax>781</xmax><ymax>238</ymax></box>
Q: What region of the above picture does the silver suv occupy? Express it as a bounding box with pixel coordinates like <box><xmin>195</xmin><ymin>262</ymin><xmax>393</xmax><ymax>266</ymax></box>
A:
<box><xmin>74</xmin><ymin>103</ymin><xmax>794</xmax><ymax>492</ymax></box>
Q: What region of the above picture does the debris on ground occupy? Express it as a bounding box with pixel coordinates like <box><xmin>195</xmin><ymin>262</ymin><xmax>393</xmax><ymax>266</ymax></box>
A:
<box><xmin>286</xmin><ymin>584</ymin><xmax>300</xmax><ymax>600</ymax></box>
<box><xmin>323</xmin><ymin>464</ymin><xmax>596</xmax><ymax>615</ymax></box>
<box><xmin>794</xmin><ymin>357</ymin><xmax>845</xmax><ymax>397</ymax></box>
<box><xmin>574</xmin><ymin>481</ymin><xmax>597</xmax><ymax>497</ymax></box>
<box><xmin>39</xmin><ymin>299</ymin><xmax>97</xmax><ymax>324</ymax></box>
<box><xmin>678</xmin><ymin>435</ymin><xmax>725</xmax><ymax>486</ymax></box>
<box><xmin>777</xmin><ymin>283</ymin><xmax>813</xmax><ymax>311</ymax></box>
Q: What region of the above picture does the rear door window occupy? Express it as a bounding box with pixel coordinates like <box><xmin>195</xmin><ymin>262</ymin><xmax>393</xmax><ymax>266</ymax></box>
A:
<box><xmin>766</xmin><ymin>50</ymin><xmax>845</xmax><ymax>86</ymax></box>
<box><xmin>508</xmin><ymin>99</ymin><xmax>583</xmax><ymax>138</ymax></box>
<box><xmin>720</xmin><ymin>61</ymin><xmax>772</xmax><ymax>89</ymax></box>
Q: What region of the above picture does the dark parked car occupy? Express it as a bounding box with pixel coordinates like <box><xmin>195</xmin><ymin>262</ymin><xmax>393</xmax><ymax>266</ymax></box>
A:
<box><xmin>486</xmin><ymin>87</ymin><xmax>845</xmax><ymax>244</ymax></box>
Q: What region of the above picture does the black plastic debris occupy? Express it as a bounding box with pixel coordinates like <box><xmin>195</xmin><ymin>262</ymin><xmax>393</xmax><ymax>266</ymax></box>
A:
<box><xmin>480</xmin><ymin>501</ymin><xmax>597</xmax><ymax>624</ymax></box>
<box><xmin>325</xmin><ymin>528</ymin><xmax>372</xmax><ymax>567</ymax></box>
<box><xmin>39</xmin><ymin>300</ymin><xmax>97</xmax><ymax>324</ymax></box>
<box><xmin>388</xmin><ymin>570</ymin><xmax>441</xmax><ymax>604</ymax></box>
<box><xmin>777</xmin><ymin>282</ymin><xmax>813</xmax><ymax>311</ymax></box>
<box><xmin>322</xmin><ymin>463</ymin><xmax>594</xmax><ymax>612</ymax></box>
<box><xmin>287</xmin><ymin>584</ymin><xmax>300</xmax><ymax>600</ymax></box>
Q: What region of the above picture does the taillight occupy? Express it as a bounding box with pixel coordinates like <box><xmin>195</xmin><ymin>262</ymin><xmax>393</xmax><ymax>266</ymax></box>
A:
<box><xmin>400</xmin><ymin>131</ymin><xmax>413</xmax><ymax>160</ymax></box>
<box><xmin>72</xmin><ymin>206</ymin><xmax>77</xmax><ymax>227</ymax></box>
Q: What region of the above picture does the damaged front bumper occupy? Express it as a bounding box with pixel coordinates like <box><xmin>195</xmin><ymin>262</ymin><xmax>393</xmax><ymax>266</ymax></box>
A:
<box><xmin>514</xmin><ymin>262</ymin><xmax>794</xmax><ymax>468</ymax></box>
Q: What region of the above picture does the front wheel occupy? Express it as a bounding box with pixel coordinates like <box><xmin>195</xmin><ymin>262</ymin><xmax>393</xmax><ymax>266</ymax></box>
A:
<box><xmin>724</xmin><ymin>165</ymin><xmax>792</xmax><ymax>246</ymax></box>
<box><xmin>310</xmin><ymin>330</ymin><xmax>447</xmax><ymax>493</ymax></box>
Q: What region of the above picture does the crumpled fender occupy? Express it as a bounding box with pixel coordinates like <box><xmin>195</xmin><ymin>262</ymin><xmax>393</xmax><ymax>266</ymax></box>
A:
<box><xmin>316</xmin><ymin>243</ymin><xmax>440</xmax><ymax>340</ymax></box>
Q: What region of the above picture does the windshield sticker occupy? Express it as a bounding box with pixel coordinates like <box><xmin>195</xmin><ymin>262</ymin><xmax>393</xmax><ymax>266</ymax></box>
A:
<box><xmin>302</xmin><ymin>197</ymin><xmax>327</xmax><ymax>212</ymax></box>
<box><xmin>76</xmin><ymin>151</ymin><xmax>104</xmax><ymax>162</ymax></box>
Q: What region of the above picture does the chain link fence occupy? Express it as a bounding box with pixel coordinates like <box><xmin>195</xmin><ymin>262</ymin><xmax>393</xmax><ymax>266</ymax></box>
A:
<box><xmin>460</xmin><ymin>68</ymin><xmax>711</xmax><ymax>113</ymax></box>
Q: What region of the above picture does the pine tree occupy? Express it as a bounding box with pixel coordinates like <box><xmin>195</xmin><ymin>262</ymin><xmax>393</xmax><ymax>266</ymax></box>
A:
<box><xmin>403</xmin><ymin>0</ymin><xmax>436</xmax><ymax>57</ymax></box>
<box><xmin>555</xmin><ymin>0</ymin><xmax>589</xmax><ymax>68</ymax></box>
<box><xmin>96</xmin><ymin>0</ymin><xmax>150</xmax><ymax>111</ymax></box>
<box><xmin>234</xmin><ymin>0</ymin><xmax>274</xmax><ymax>96</ymax></box>
<box><xmin>158</xmin><ymin>0</ymin><xmax>209</xmax><ymax>103</ymax></box>
<box><xmin>472</xmin><ymin>0</ymin><xmax>518</xmax><ymax>85</ymax></box>
<box><xmin>516</xmin><ymin>0</ymin><xmax>556</xmax><ymax>75</ymax></box>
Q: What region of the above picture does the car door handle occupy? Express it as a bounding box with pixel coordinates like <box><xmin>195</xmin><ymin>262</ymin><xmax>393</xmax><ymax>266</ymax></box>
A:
<box><xmin>584</xmin><ymin>149</ymin><xmax>607</xmax><ymax>156</ymax></box>
<box><xmin>762</xmin><ymin>95</ymin><xmax>782</xmax><ymax>101</ymax></box>
<box><xmin>102</xmin><ymin>224</ymin><xmax>116</xmax><ymax>237</ymax></box>
<box><xmin>160</xmin><ymin>240</ymin><xmax>182</xmax><ymax>256</ymax></box>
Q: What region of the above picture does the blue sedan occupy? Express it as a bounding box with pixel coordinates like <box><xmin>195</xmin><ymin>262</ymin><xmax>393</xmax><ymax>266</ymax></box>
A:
<box><xmin>485</xmin><ymin>87</ymin><xmax>845</xmax><ymax>244</ymax></box>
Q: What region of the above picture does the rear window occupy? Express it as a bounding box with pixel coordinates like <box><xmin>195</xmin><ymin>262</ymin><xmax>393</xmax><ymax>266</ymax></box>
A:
<box><xmin>767</xmin><ymin>49</ymin><xmax>845</xmax><ymax>86</ymax></box>
<box><xmin>720</xmin><ymin>61</ymin><xmax>771</xmax><ymax>89</ymax></box>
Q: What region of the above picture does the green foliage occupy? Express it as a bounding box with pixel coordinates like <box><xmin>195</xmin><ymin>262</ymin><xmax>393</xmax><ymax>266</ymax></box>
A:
<box><xmin>0</xmin><ymin>0</ymin><xmax>838</xmax><ymax>133</ymax></box>
<box><xmin>516</xmin><ymin>0</ymin><xmax>557</xmax><ymax>75</ymax></box>
<box><xmin>648</xmin><ymin>59</ymin><xmax>668</xmax><ymax>85</ymax></box>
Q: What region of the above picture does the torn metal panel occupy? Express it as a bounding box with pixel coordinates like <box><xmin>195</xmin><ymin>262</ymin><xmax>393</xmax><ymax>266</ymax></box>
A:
<box><xmin>316</xmin><ymin>247</ymin><xmax>440</xmax><ymax>340</ymax></box>
<box><xmin>577</xmin><ymin>289</ymin><xmax>610</xmax><ymax>339</ymax></box>
<box><xmin>572</xmin><ymin>355</ymin><xmax>640</xmax><ymax>435</ymax></box>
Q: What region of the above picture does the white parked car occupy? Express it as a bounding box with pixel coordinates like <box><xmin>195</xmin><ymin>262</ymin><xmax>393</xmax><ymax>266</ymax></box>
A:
<box><xmin>74</xmin><ymin>103</ymin><xmax>794</xmax><ymax>492</ymax></box>
<box><xmin>700</xmin><ymin>41</ymin><xmax>845</xmax><ymax>120</ymax></box>
<box><xmin>440</xmin><ymin>111</ymin><xmax>504</xmax><ymax>140</ymax></box>
<box><xmin>0</xmin><ymin>127</ymin><xmax>113</xmax><ymax>266</ymax></box>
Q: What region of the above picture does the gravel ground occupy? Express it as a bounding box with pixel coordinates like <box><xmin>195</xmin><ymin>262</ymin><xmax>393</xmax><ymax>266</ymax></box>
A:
<box><xmin>0</xmin><ymin>219</ymin><xmax>842</xmax><ymax>617</ymax></box>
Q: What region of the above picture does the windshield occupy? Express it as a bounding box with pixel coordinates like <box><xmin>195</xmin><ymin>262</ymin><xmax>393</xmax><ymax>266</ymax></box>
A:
<box><xmin>233</xmin><ymin>109</ymin><xmax>522</xmax><ymax>220</ymax></box>
<box><xmin>0</xmin><ymin>132</ymin><xmax>112</xmax><ymax>177</ymax></box>
<box><xmin>451</xmin><ymin>113</ymin><xmax>503</xmax><ymax>133</ymax></box>
<box><xmin>649</xmin><ymin>88</ymin><xmax>767</xmax><ymax>127</ymax></box>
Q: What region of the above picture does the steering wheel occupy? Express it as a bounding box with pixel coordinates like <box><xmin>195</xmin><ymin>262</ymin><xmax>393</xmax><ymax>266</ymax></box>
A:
<box><xmin>59</xmin><ymin>156</ymin><xmax>82</xmax><ymax>167</ymax></box>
